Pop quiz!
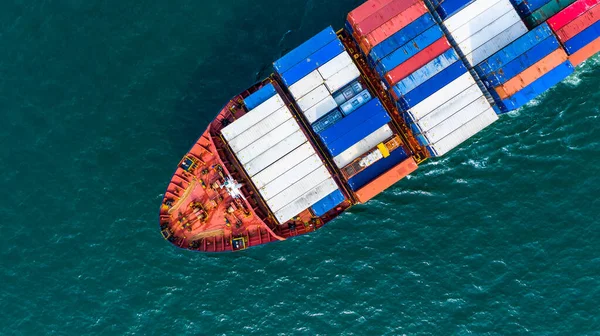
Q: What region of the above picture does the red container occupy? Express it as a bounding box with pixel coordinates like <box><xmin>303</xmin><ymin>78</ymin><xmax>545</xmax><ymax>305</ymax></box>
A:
<box><xmin>354</xmin><ymin>0</ymin><xmax>421</xmax><ymax>37</ymax></box>
<box><xmin>360</xmin><ymin>2</ymin><xmax>429</xmax><ymax>54</ymax></box>
<box><xmin>385</xmin><ymin>37</ymin><xmax>451</xmax><ymax>86</ymax></box>
<box><xmin>355</xmin><ymin>157</ymin><xmax>418</xmax><ymax>203</ymax></box>
<box><xmin>347</xmin><ymin>0</ymin><xmax>396</xmax><ymax>26</ymax></box>
<box><xmin>547</xmin><ymin>0</ymin><xmax>600</xmax><ymax>31</ymax></box>
<box><xmin>555</xmin><ymin>4</ymin><xmax>600</xmax><ymax>42</ymax></box>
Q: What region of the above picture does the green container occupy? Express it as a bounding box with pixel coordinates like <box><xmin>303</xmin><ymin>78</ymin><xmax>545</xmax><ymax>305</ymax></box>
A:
<box><xmin>525</xmin><ymin>0</ymin><xmax>577</xmax><ymax>28</ymax></box>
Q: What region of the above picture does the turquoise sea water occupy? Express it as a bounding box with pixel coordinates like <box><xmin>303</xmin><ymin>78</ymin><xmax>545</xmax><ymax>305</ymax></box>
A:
<box><xmin>2</xmin><ymin>1</ymin><xmax>600</xmax><ymax>334</ymax></box>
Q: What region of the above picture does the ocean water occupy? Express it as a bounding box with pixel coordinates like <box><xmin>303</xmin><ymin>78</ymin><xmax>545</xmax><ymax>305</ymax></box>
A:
<box><xmin>1</xmin><ymin>0</ymin><xmax>600</xmax><ymax>334</ymax></box>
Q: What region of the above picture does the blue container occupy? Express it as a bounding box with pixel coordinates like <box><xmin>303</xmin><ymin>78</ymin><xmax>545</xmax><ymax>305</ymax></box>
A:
<box><xmin>340</xmin><ymin>89</ymin><xmax>372</xmax><ymax>116</ymax></box>
<box><xmin>376</xmin><ymin>25</ymin><xmax>444</xmax><ymax>76</ymax></box>
<box><xmin>496</xmin><ymin>61</ymin><xmax>574</xmax><ymax>112</ymax></box>
<box><xmin>396</xmin><ymin>61</ymin><xmax>467</xmax><ymax>110</ymax></box>
<box><xmin>347</xmin><ymin>147</ymin><xmax>409</xmax><ymax>191</ymax></box>
<box><xmin>475</xmin><ymin>23</ymin><xmax>553</xmax><ymax>77</ymax></box>
<box><xmin>311</xmin><ymin>189</ymin><xmax>346</xmax><ymax>217</ymax></box>
<box><xmin>482</xmin><ymin>36</ymin><xmax>560</xmax><ymax>87</ymax></box>
<box><xmin>274</xmin><ymin>26</ymin><xmax>337</xmax><ymax>74</ymax></box>
<box><xmin>312</xmin><ymin>108</ymin><xmax>343</xmax><ymax>134</ymax></box>
<box><xmin>564</xmin><ymin>20</ymin><xmax>600</xmax><ymax>55</ymax></box>
<box><xmin>369</xmin><ymin>13</ymin><xmax>436</xmax><ymax>62</ymax></box>
<box><xmin>433</xmin><ymin>0</ymin><xmax>473</xmax><ymax>20</ymax></box>
<box><xmin>325</xmin><ymin>114</ymin><xmax>391</xmax><ymax>157</ymax></box>
<box><xmin>510</xmin><ymin>0</ymin><xmax>550</xmax><ymax>15</ymax></box>
<box><xmin>279</xmin><ymin>39</ymin><xmax>344</xmax><ymax>86</ymax></box>
<box><xmin>243</xmin><ymin>83</ymin><xmax>276</xmax><ymax>110</ymax></box>
<box><xmin>393</xmin><ymin>48</ymin><xmax>459</xmax><ymax>96</ymax></box>
<box><xmin>319</xmin><ymin>98</ymin><xmax>383</xmax><ymax>144</ymax></box>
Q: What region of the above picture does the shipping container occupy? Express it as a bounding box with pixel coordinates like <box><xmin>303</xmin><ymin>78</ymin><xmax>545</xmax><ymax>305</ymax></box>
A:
<box><xmin>465</xmin><ymin>20</ymin><xmax>529</xmax><ymax>66</ymax></box>
<box><xmin>319</xmin><ymin>99</ymin><xmax>385</xmax><ymax>143</ymax></box>
<box><xmin>347</xmin><ymin>0</ymin><xmax>397</xmax><ymax>27</ymax></box>
<box><xmin>333</xmin><ymin>124</ymin><xmax>393</xmax><ymax>168</ymax></box>
<box><xmin>456</xmin><ymin>9</ymin><xmax>524</xmax><ymax>57</ymax></box>
<box><xmin>274</xmin><ymin>178</ymin><xmax>339</xmax><ymax>223</ymax></box>
<box><xmin>302</xmin><ymin>95</ymin><xmax>338</xmax><ymax>123</ymax></box>
<box><xmin>494</xmin><ymin>48</ymin><xmax>568</xmax><ymax>99</ymax></box>
<box><xmin>227</xmin><ymin>106</ymin><xmax>292</xmax><ymax>152</ymax></box>
<box><xmin>554</xmin><ymin>4</ymin><xmax>600</xmax><ymax>42</ymax></box>
<box><xmin>377</xmin><ymin>25</ymin><xmax>444</xmax><ymax>75</ymax></box>
<box><xmin>444</xmin><ymin>0</ymin><xmax>504</xmax><ymax>33</ymax></box>
<box><xmin>428</xmin><ymin>108</ymin><xmax>498</xmax><ymax>156</ymax></box>
<box><xmin>481</xmin><ymin>36</ymin><xmax>560</xmax><ymax>87</ymax></box>
<box><xmin>244</xmin><ymin>83</ymin><xmax>276</xmax><ymax>110</ymax></box>
<box><xmin>360</xmin><ymin>2</ymin><xmax>429</xmax><ymax>54</ymax></box>
<box><xmin>243</xmin><ymin>130</ymin><xmax>307</xmax><ymax>176</ymax></box>
<box><xmin>280</xmin><ymin>39</ymin><xmax>345</xmax><ymax>86</ymax></box>
<box><xmin>340</xmin><ymin>89</ymin><xmax>372</xmax><ymax>115</ymax></box>
<box><xmin>267</xmin><ymin>166</ymin><xmax>332</xmax><ymax>212</ymax></box>
<box><xmin>497</xmin><ymin>61</ymin><xmax>575</xmax><ymax>111</ymax></box>
<box><xmin>347</xmin><ymin>145</ymin><xmax>409</xmax><ymax>191</ymax></box>
<box><xmin>311</xmin><ymin>189</ymin><xmax>346</xmax><ymax>217</ymax></box>
<box><xmin>569</xmin><ymin>35</ymin><xmax>600</xmax><ymax>65</ymax></box>
<box><xmin>221</xmin><ymin>94</ymin><xmax>285</xmax><ymax>141</ymax></box>
<box><xmin>411</xmin><ymin>84</ymin><xmax>484</xmax><ymax>132</ymax></box>
<box><xmin>251</xmin><ymin>142</ymin><xmax>314</xmax><ymax>187</ymax></box>
<box><xmin>547</xmin><ymin>0</ymin><xmax>600</xmax><ymax>31</ymax></box>
<box><xmin>431</xmin><ymin>0</ymin><xmax>475</xmax><ymax>20</ymax></box>
<box><xmin>563</xmin><ymin>20</ymin><xmax>600</xmax><ymax>53</ymax></box>
<box><xmin>318</xmin><ymin>51</ymin><xmax>353</xmax><ymax>80</ymax></box>
<box><xmin>475</xmin><ymin>23</ymin><xmax>553</xmax><ymax>76</ymax></box>
<box><xmin>385</xmin><ymin>37</ymin><xmax>451</xmax><ymax>86</ymax></box>
<box><xmin>289</xmin><ymin>70</ymin><xmax>324</xmax><ymax>100</ymax></box>
<box><xmin>397</xmin><ymin>60</ymin><xmax>468</xmax><ymax>110</ymax></box>
<box><xmin>324</xmin><ymin>63</ymin><xmax>361</xmax><ymax>93</ymax></box>
<box><xmin>312</xmin><ymin>108</ymin><xmax>344</xmax><ymax>134</ymax></box>
<box><xmin>355</xmin><ymin>157</ymin><xmax>418</xmax><ymax>203</ymax></box>
<box><xmin>236</xmin><ymin>118</ymin><xmax>300</xmax><ymax>164</ymax></box>
<box><xmin>260</xmin><ymin>154</ymin><xmax>324</xmax><ymax>200</ymax></box>
<box><xmin>274</xmin><ymin>26</ymin><xmax>337</xmax><ymax>73</ymax></box>
<box><xmin>406</xmin><ymin>72</ymin><xmax>476</xmax><ymax>120</ymax></box>
<box><xmin>333</xmin><ymin>80</ymin><xmax>365</xmax><ymax>105</ymax></box>
<box><xmin>451</xmin><ymin>0</ymin><xmax>515</xmax><ymax>44</ymax></box>
<box><xmin>325</xmin><ymin>114</ymin><xmax>391</xmax><ymax>157</ymax></box>
<box><xmin>393</xmin><ymin>49</ymin><xmax>459</xmax><ymax>96</ymax></box>
<box><xmin>296</xmin><ymin>85</ymin><xmax>331</xmax><ymax>112</ymax></box>
<box><xmin>369</xmin><ymin>13</ymin><xmax>436</xmax><ymax>62</ymax></box>
<box><xmin>353</xmin><ymin>0</ymin><xmax>421</xmax><ymax>36</ymax></box>
<box><xmin>523</xmin><ymin>0</ymin><xmax>577</xmax><ymax>28</ymax></box>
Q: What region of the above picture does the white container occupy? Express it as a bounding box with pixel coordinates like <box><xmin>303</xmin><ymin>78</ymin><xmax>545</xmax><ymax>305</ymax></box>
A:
<box><xmin>444</xmin><ymin>0</ymin><xmax>504</xmax><ymax>33</ymax></box>
<box><xmin>465</xmin><ymin>20</ymin><xmax>528</xmax><ymax>66</ymax></box>
<box><xmin>251</xmin><ymin>142</ymin><xmax>314</xmax><ymax>186</ymax></box>
<box><xmin>325</xmin><ymin>63</ymin><xmax>361</xmax><ymax>94</ymax></box>
<box><xmin>296</xmin><ymin>85</ymin><xmax>331</xmax><ymax>112</ymax></box>
<box><xmin>416</xmin><ymin>84</ymin><xmax>483</xmax><ymax>132</ymax></box>
<box><xmin>236</xmin><ymin>118</ymin><xmax>300</xmax><ymax>163</ymax></box>
<box><xmin>318</xmin><ymin>51</ymin><xmax>353</xmax><ymax>79</ymax></box>
<box><xmin>422</xmin><ymin>96</ymin><xmax>491</xmax><ymax>144</ymax></box>
<box><xmin>333</xmin><ymin>124</ymin><xmax>393</xmax><ymax>168</ymax></box>
<box><xmin>227</xmin><ymin>106</ymin><xmax>292</xmax><ymax>153</ymax></box>
<box><xmin>457</xmin><ymin>8</ymin><xmax>521</xmax><ymax>56</ymax></box>
<box><xmin>242</xmin><ymin>130</ymin><xmax>307</xmax><ymax>177</ymax></box>
<box><xmin>302</xmin><ymin>95</ymin><xmax>338</xmax><ymax>123</ymax></box>
<box><xmin>241</xmin><ymin>134</ymin><xmax>305</xmax><ymax>177</ymax></box>
<box><xmin>259</xmin><ymin>154</ymin><xmax>323</xmax><ymax>201</ymax></box>
<box><xmin>429</xmin><ymin>108</ymin><xmax>498</xmax><ymax>157</ymax></box>
<box><xmin>221</xmin><ymin>94</ymin><xmax>284</xmax><ymax>141</ymax></box>
<box><xmin>450</xmin><ymin>0</ymin><xmax>514</xmax><ymax>44</ymax></box>
<box><xmin>267</xmin><ymin>165</ymin><xmax>332</xmax><ymax>212</ymax></box>
<box><xmin>408</xmin><ymin>72</ymin><xmax>475</xmax><ymax>121</ymax></box>
<box><xmin>273</xmin><ymin>178</ymin><xmax>339</xmax><ymax>223</ymax></box>
<box><xmin>289</xmin><ymin>70</ymin><xmax>324</xmax><ymax>100</ymax></box>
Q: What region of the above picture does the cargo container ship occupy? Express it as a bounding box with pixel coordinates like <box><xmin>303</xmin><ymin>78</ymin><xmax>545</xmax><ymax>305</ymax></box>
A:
<box><xmin>159</xmin><ymin>0</ymin><xmax>600</xmax><ymax>252</ymax></box>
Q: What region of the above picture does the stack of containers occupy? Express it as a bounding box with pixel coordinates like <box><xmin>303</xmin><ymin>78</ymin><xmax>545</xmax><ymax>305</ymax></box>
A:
<box><xmin>317</xmin><ymin>97</ymin><xmax>418</xmax><ymax>201</ymax></box>
<box><xmin>475</xmin><ymin>23</ymin><xmax>575</xmax><ymax>112</ymax></box>
<box><xmin>273</xmin><ymin>26</ymin><xmax>369</xmax><ymax>131</ymax></box>
<box><xmin>509</xmin><ymin>0</ymin><xmax>577</xmax><ymax>28</ymax></box>
<box><xmin>546</xmin><ymin>0</ymin><xmax>600</xmax><ymax>66</ymax></box>
<box><xmin>433</xmin><ymin>0</ymin><xmax>529</xmax><ymax>67</ymax></box>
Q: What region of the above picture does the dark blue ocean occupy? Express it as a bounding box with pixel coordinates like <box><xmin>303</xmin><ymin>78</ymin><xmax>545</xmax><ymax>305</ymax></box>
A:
<box><xmin>2</xmin><ymin>1</ymin><xmax>600</xmax><ymax>334</ymax></box>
